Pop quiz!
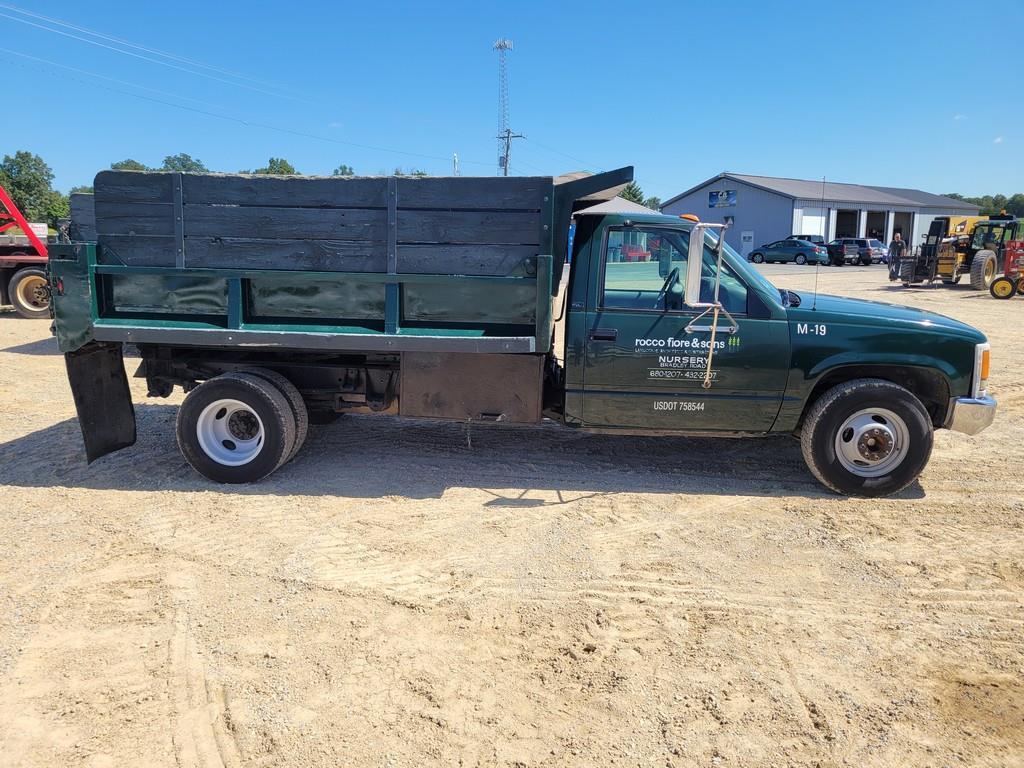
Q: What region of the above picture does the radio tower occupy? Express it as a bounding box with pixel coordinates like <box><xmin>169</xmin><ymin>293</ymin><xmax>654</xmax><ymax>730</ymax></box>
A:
<box><xmin>493</xmin><ymin>38</ymin><xmax>523</xmax><ymax>176</ymax></box>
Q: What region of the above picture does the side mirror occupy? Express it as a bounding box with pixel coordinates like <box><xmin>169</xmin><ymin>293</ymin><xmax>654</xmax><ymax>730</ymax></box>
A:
<box><xmin>684</xmin><ymin>224</ymin><xmax>707</xmax><ymax>306</ymax></box>
<box><xmin>684</xmin><ymin>222</ymin><xmax>729</xmax><ymax>307</ymax></box>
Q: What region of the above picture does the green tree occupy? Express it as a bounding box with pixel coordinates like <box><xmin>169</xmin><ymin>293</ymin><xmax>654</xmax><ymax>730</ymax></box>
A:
<box><xmin>160</xmin><ymin>153</ymin><xmax>208</xmax><ymax>173</ymax></box>
<box><xmin>620</xmin><ymin>182</ymin><xmax>645</xmax><ymax>204</ymax></box>
<box><xmin>245</xmin><ymin>157</ymin><xmax>299</xmax><ymax>175</ymax></box>
<box><xmin>0</xmin><ymin>151</ymin><xmax>57</xmax><ymax>223</ymax></box>
<box><xmin>943</xmin><ymin>191</ymin><xmax>1023</xmax><ymax>215</ymax></box>
<box><xmin>392</xmin><ymin>167</ymin><xmax>429</xmax><ymax>177</ymax></box>
<box><xmin>1007</xmin><ymin>194</ymin><xmax>1024</xmax><ymax>217</ymax></box>
<box><xmin>70</xmin><ymin>185</ymin><xmax>94</xmax><ymax>194</ymax></box>
<box><xmin>332</xmin><ymin>164</ymin><xmax>355</xmax><ymax>176</ymax></box>
<box><xmin>643</xmin><ymin>195</ymin><xmax>662</xmax><ymax>211</ymax></box>
<box><xmin>44</xmin><ymin>190</ymin><xmax>69</xmax><ymax>225</ymax></box>
<box><xmin>110</xmin><ymin>159</ymin><xmax>149</xmax><ymax>171</ymax></box>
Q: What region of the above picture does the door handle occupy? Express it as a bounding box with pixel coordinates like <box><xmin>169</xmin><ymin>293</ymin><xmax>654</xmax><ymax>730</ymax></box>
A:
<box><xmin>588</xmin><ymin>328</ymin><xmax>618</xmax><ymax>342</ymax></box>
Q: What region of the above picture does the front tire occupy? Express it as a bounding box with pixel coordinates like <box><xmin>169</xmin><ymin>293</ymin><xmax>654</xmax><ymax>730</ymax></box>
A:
<box><xmin>751</xmin><ymin>253</ymin><xmax>764</xmax><ymax>263</ymax></box>
<box><xmin>970</xmin><ymin>250</ymin><xmax>997</xmax><ymax>290</ymax></box>
<box><xmin>9</xmin><ymin>267</ymin><xmax>50</xmax><ymax>318</ymax></box>
<box><xmin>800</xmin><ymin>379</ymin><xmax>933</xmax><ymax>497</ymax></box>
<box><xmin>176</xmin><ymin>372</ymin><xmax>297</xmax><ymax>483</ymax></box>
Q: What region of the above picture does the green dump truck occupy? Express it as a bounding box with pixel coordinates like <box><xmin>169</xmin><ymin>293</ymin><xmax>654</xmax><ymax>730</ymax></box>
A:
<box><xmin>48</xmin><ymin>167</ymin><xmax>996</xmax><ymax>497</ymax></box>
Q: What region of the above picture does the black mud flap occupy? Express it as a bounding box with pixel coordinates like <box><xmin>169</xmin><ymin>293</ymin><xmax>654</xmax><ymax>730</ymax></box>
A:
<box><xmin>64</xmin><ymin>341</ymin><xmax>137</xmax><ymax>463</ymax></box>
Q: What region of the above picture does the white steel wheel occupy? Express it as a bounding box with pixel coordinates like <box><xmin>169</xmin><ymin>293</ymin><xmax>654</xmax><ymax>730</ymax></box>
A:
<box><xmin>833</xmin><ymin>407</ymin><xmax>910</xmax><ymax>478</ymax></box>
<box><xmin>196</xmin><ymin>398</ymin><xmax>265</xmax><ymax>466</ymax></box>
<box><xmin>176</xmin><ymin>372</ymin><xmax>296</xmax><ymax>483</ymax></box>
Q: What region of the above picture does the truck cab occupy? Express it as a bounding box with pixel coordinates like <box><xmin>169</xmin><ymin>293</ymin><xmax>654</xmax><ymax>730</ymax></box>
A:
<box><xmin>555</xmin><ymin>211</ymin><xmax>995</xmax><ymax>494</ymax></box>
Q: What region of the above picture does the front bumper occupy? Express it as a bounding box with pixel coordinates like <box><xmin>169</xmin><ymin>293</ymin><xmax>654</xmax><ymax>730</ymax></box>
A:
<box><xmin>945</xmin><ymin>394</ymin><xmax>997</xmax><ymax>435</ymax></box>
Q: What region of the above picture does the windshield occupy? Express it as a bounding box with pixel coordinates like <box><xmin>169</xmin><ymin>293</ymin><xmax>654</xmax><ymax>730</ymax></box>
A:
<box><xmin>972</xmin><ymin>225</ymin><xmax>1006</xmax><ymax>249</ymax></box>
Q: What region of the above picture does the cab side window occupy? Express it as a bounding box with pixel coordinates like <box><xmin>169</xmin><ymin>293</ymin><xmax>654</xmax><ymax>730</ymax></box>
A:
<box><xmin>603</xmin><ymin>228</ymin><xmax>686</xmax><ymax>310</ymax></box>
<box><xmin>601</xmin><ymin>227</ymin><xmax>747</xmax><ymax>314</ymax></box>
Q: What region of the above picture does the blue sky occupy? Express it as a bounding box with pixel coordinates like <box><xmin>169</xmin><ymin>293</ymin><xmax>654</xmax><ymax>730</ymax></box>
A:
<box><xmin>2</xmin><ymin>0</ymin><xmax>1021</xmax><ymax>198</ymax></box>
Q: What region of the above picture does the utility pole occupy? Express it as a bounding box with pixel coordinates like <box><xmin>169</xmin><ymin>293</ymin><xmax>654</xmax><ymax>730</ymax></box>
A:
<box><xmin>452</xmin><ymin>153</ymin><xmax>460</xmax><ymax>176</ymax></box>
<box><xmin>493</xmin><ymin>38</ymin><xmax>523</xmax><ymax>176</ymax></box>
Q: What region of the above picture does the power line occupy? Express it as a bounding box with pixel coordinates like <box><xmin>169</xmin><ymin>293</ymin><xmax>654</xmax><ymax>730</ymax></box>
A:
<box><xmin>0</xmin><ymin>46</ymin><xmax>235</xmax><ymax>111</ymax></box>
<box><xmin>0</xmin><ymin>48</ymin><xmax>500</xmax><ymax>170</ymax></box>
<box><xmin>522</xmin><ymin>137</ymin><xmax>596</xmax><ymax>170</ymax></box>
<box><xmin>0</xmin><ymin>8</ymin><xmax>319</xmax><ymax>106</ymax></box>
<box><xmin>0</xmin><ymin>2</ymin><xmax>294</xmax><ymax>93</ymax></box>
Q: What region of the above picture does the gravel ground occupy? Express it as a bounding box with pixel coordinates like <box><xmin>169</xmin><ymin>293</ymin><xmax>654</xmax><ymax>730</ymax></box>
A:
<box><xmin>0</xmin><ymin>266</ymin><xmax>1021</xmax><ymax>767</ymax></box>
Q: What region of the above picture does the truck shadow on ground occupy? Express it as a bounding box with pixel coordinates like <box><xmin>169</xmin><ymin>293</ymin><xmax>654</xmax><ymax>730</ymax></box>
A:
<box><xmin>0</xmin><ymin>403</ymin><xmax>925</xmax><ymax>500</ymax></box>
<box><xmin>2</xmin><ymin>335</ymin><xmax>60</xmax><ymax>355</ymax></box>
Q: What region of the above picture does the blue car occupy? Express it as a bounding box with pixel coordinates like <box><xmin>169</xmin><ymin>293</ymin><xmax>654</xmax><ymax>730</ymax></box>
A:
<box><xmin>749</xmin><ymin>238</ymin><xmax>829</xmax><ymax>265</ymax></box>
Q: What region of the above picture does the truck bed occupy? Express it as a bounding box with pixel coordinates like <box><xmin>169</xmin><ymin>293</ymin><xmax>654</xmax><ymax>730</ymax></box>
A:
<box><xmin>53</xmin><ymin>168</ymin><xmax>631</xmax><ymax>355</ymax></box>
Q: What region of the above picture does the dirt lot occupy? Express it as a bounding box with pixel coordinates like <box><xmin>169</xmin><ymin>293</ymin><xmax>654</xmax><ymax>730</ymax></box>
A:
<box><xmin>0</xmin><ymin>267</ymin><xmax>1022</xmax><ymax>768</ymax></box>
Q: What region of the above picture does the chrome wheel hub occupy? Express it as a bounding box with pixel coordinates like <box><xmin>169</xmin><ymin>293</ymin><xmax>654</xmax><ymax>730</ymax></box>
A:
<box><xmin>835</xmin><ymin>408</ymin><xmax>909</xmax><ymax>477</ymax></box>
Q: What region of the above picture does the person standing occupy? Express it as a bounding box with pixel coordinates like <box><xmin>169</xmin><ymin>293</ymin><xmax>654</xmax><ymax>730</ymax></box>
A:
<box><xmin>888</xmin><ymin>232</ymin><xmax>907</xmax><ymax>280</ymax></box>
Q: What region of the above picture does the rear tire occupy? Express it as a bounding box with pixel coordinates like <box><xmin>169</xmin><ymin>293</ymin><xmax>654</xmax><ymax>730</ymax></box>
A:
<box><xmin>176</xmin><ymin>372</ymin><xmax>296</xmax><ymax>483</ymax></box>
<box><xmin>795</xmin><ymin>254</ymin><xmax>807</xmax><ymax>265</ymax></box>
<box><xmin>9</xmin><ymin>267</ymin><xmax>50</xmax><ymax>318</ymax></box>
<box><xmin>990</xmin><ymin>276</ymin><xmax>1016</xmax><ymax>299</ymax></box>
<box><xmin>970</xmin><ymin>250</ymin><xmax>997</xmax><ymax>290</ymax></box>
<box><xmin>238</xmin><ymin>368</ymin><xmax>309</xmax><ymax>463</ymax></box>
<box><xmin>800</xmin><ymin>378</ymin><xmax>933</xmax><ymax>497</ymax></box>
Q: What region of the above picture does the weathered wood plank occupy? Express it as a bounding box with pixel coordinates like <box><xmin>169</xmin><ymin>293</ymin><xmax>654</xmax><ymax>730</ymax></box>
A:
<box><xmin>397</xmin><ymin>209</ymin><xmax>539</xmax><ymax>245</ymax></box>
<box><xmin>397</xmin><ymin>245</ymin><xmax>537</xmax><ymax>276</ymax></box>
<box><xmin>397</xmin><ymin>176</ymin><xmax>547</xmax><ymax>210</ymax></box>
<box><xmin>184</xmin><ymin>205</ymin><xmax>386</xmax><ymax>241</ymax></box>
<box><xmin>98</xmin><ymin>235</ymin><xmax>177</xmax><ymax>266</ymax></box>
<box><xmin>97</xmin><ymin>235</ymin><xmax>386</xmax><ymax>271</ymax></box>
<box><xmin>184</xmin><ymin>237</ymin><xmax>387</xmax><ymax>272</ymax></box>
<box><xmin>94</xmin><ymin>171</ymin><xmax>174</xmax><ymax>204</ymax></box>
<box><xmin>184</xmin><ymin>174</ymin><xmax>389</xmax><ymax>208</ymax></box>
<box><xmin>69</xmin><ymin>193</ymin><xmax>97</xmax><ymax>241</ymax></box>
<box><xmin>95</xmin><ymin>202</ymin><xmax>175</xmax><ymax>237</ymax></box>
<box><xmin>98</xmin><ymin>236</ymin><xmax>537</xmax><ymax>276</ymax></box>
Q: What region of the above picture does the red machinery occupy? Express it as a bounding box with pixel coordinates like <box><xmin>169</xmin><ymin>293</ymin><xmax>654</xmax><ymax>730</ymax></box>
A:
<box><xmin>0</xmin><ymin>184</ymin><xmax>50</xmax><ymax>318</ymax></box>
<box><xmin>989</xmin><ymin>240</ymin><xmax>1024</xmax><ymax>299</ymax></box>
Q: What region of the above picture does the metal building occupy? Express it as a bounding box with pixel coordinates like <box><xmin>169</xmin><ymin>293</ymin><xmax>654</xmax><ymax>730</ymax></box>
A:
<box><xmin>660</xmin><ymin>173</ymin><xmax>980</xmax><ymax>256</ymax></box>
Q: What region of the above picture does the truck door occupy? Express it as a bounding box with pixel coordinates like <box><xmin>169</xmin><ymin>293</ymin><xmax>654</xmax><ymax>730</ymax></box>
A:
<box><xmin>580</xmin><ymin>225</ymin><xmax>790</xmax><ymax>432</ymax></box>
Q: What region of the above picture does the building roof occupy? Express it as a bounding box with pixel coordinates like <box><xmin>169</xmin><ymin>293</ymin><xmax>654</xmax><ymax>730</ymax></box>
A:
<box><xmin>575</xmin><ymin>196</ymin><xmax>659</xmax><ymax>215</ymax></box>
<box><xmin>662</xmin><ymin>173</ymin><xmax>980</xmax><ymax>211</ymax></box>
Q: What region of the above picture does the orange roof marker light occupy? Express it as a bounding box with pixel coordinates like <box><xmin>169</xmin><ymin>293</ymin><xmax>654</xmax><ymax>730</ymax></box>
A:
<box><xmin>679</xmin><ymin>213</ymin><xmax>700</xmax><ymax>222</ymax></box>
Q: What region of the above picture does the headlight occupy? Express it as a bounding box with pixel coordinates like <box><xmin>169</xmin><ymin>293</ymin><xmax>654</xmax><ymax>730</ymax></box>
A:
<box><xmin>974</xmin><ymin>342</ymin><xmax>991</xmax><ymax>397</ymax></box>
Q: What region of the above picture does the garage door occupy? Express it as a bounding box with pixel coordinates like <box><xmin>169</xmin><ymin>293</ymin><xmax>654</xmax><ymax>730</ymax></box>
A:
<box><xmin>798</xmin><ymin>207</ymin><xmax>826</xmax><ymax>238</ymax></box>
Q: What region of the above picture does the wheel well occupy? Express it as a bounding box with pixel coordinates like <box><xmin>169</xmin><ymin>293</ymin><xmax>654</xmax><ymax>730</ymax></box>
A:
<box><xmin>800</xmin><ymin>365</ymin><xmax>951</xmax><ymax>429</ymax></box>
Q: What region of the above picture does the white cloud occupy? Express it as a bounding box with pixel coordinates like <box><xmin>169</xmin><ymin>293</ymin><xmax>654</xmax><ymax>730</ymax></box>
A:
<box><xmin>953</xmin><ymin>114</ymin><xmax>966</xmax><ymax>120</ymax></box>
<box><xmin>993</xmin><ymin>136</ymin><xmax>1004</xmax><ymax>144</ymax></box>
<box><xmin>328</xmin><ymin>121</ymin><xmax>343</xmax><ymax>128</ymax></box>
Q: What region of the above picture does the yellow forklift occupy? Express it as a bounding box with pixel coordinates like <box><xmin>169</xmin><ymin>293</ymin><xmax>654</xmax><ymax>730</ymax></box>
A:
<box><xmin>900</xmin><ymin>213</ymin><xmax>1020</xmax><ymax>289</ymax></box>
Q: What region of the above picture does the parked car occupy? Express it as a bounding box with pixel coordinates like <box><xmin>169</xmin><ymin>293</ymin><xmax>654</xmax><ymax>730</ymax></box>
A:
<box><xmin>828</xmin><ymin>237</ymin><xmax>882</xmax><ymax>266</ymax></box>
<box><xmin>790</xmin><ymin>234</ymin><xmax>826</xmax><ymax>246</ymax></box>
<box><xmin>867</xmin><ymin>238</ymin><xmax>888</xmax><ymax>263</ymax></box>
<box><xmin>749</xmin><ymin>238</ymin><xmax>828</xmax><ymax>265</ymax></box>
